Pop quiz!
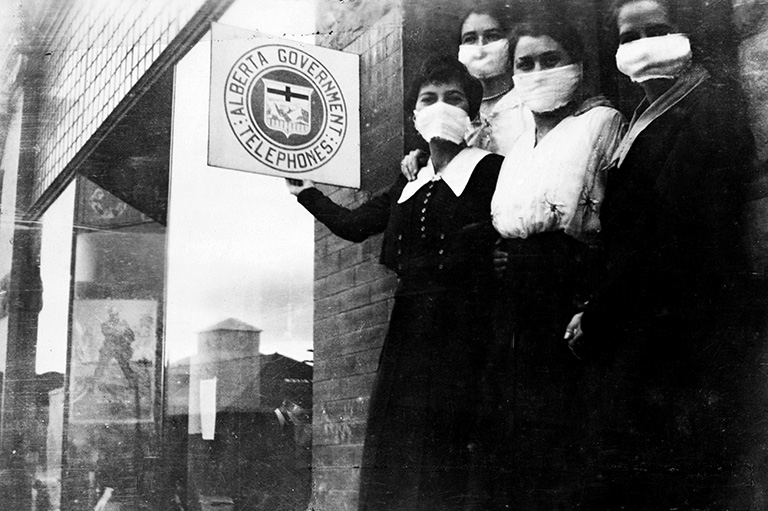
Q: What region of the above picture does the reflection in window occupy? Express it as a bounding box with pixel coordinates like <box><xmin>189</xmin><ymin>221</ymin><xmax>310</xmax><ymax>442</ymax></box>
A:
<box><xmin>0</xmin><ymin>96</ymin><xmax>24</xmax><ymax>376</ymax></box>
<box><xmin>62</xmin><ymin>176</ymin><xmax>165</xmax><ymax>510</ymax></box>
<box><xmin>165</xmin><ymin>33</ymin><xmax>314</xmax><ymax>510</ymax></box>
<box><xmin>29</xmin><ymin>182</ymin><xmax>75</xmax><ymax>511</ymax></box>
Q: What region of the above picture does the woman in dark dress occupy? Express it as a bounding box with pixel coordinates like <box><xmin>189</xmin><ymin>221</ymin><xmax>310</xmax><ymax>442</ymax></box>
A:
<box><xmin>566</xmin><ymin>1</ymin><xmax>759</xmax><ymax>508</ymax></box>
<box><xmin>287</xmin><ymin>56</ymin><xmax>503</xmax><ymax>511</ymax></box>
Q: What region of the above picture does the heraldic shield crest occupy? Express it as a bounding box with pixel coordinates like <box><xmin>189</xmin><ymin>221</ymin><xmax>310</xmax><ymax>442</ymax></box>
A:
<box><xmin>247</xmin><ymin>68</ymin><xmax>325</xmax><ymax>149</ymax></box>
<box><xmin>261</xmin><ymin>78</ymin><xmax>314</xmax><ymax>138</ymax></box>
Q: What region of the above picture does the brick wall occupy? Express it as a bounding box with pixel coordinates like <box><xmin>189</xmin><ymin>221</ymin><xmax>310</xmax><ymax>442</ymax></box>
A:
<box><xmin>736</xmin><ymin>1</ymin><xmax>768</xmax><ymax>162</ymax></box>
<box><xmin>311</xmin><ymin>4</ymin><xmax>403</xmax><ymax>510</ymax></box>
<box><xmin>736</xmin><ymin>2</ymin><xmax>768</xmax><ymax>275</ymax></box>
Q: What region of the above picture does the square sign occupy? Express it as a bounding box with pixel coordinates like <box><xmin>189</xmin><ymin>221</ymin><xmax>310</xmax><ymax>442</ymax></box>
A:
<box><xmin>209</xmin><ymin>22</ymin><xmax>360</xmax><ymax>188</ymax></box>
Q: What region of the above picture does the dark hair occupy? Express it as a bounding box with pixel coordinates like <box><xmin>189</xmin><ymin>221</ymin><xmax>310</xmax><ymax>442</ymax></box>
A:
<box><xmin>609</xmin><ymin>0</ymin><xmax>680</xmax><ymax>28</ymax></box>
<box><xmin>510</xmin><ymin>15</ymin><xmax>585</xmax><ymax>64</ymax></box>
<box><xmin>608</xmin><ymin>0</ymin><xmax>699</xmax><ymax>63</ymax></box>
<box><xmin>458</xmin><ymin>0</ymin><xmax>525</xmax><ymax>42</ymax></box>
<box><xmin>407</xmin><ymin>55</ymin><xmax>484</xmax><ymax>120</ymax></box>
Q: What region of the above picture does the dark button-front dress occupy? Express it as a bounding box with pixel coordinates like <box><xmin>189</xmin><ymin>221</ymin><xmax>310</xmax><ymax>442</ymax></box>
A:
<box><xmin>297</xmin><ymin>150</ymin><xmax>502</xmax><ymax>511</ymax></box>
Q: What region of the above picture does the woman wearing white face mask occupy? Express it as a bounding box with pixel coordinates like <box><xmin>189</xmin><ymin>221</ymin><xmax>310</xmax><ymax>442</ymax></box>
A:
<box><xmin>479</xmin><ymin>16</ymin><xmax>627</xmax><ymax>510</ymax></box>
<box><xmin>287</xmin><ymin>56</ymin><xmax>503</xmax><ymax>511</ymax></box>
<box><xmin>457</xmin><ymin>1</ymin><xmax>532</xmax><ymax>156</ymax></box>
<box><xmin>400</xmin><ymin>2</ymin><xmax>532</xmax><ymax>180</ymax></box>
<box><xmin>565</xmin><ymin>0</ymin><xmax>757</xmax><ymax>508</ymax></box>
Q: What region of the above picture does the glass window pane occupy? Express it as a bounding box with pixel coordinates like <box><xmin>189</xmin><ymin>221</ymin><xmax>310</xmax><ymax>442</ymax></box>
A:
<box><xmin>62</xmin><ymin>176</ymin><xmax>166</xmax><ymax>510</ymax></box>
<box><xmin>37</xmin><ymin>185</ymin><xmax>76</xmax><ymax>375</ymax></box>
<box><xmin>31</xmin><ymin>181</ymin><xmax>76</xmax><ymax>511</ymax></box>
<box><xmin>165</xmin><ymin>25</ymin><xmax>314</xmax><ymax>510</ymax></box>
<box><xmin>0</xmin><ymin>93</ymin><xmax>24</xmax><ymax>375</ymax></box>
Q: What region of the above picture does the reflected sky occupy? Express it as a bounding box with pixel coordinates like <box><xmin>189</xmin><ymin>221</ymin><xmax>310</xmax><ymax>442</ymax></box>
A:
<box><xmin>0</xmin><ymin>96</ymin><xmax>22</xmax><ymax>373</ymax></box>
<box><xmin>36</xmin><ymin>183</ymin><xmax>76</xmax><ymax>374</ymax></box>
<box><xmin>166</xmin><ymin>0</ymin><xmax>317</xmax><ymax>363</ymax></box>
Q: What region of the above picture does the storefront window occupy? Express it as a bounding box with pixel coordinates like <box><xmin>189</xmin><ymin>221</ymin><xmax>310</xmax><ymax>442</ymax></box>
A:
<box><xmin>164</xmin><ymin>4</ymin><xmax>315</xmax><ymax>507</ymax></box>
<box><xmin>3</xmin><ymin>2</ymin><xmax>316</xmax><ymax>509</ymax></box>
<box><xmin>61</xmin><ymin>176</ymin><xmax>166</xmax><ymax>510</ymax></box>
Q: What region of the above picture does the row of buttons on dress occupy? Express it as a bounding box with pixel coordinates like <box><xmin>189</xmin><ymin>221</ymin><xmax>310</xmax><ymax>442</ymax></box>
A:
<box><xmin>420</xmin><ymin>182</ymin><xmax>434</xmax><ymax>239</ymax></box>
<box><xmin>424</xmin><ymin>181</ymin><xmax>445</xmax><ymax>270</ymax></box>
<box><xmin>396</xmin><ymin>181</ymin><xmax>448</xmax><ymax>271</ymax></box>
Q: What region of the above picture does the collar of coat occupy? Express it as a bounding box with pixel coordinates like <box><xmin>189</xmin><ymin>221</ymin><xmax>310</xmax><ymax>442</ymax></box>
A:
<box><xmin>612</xmin><ymin>64</ymin><xmax>710</xmax><ymax>168</ymax></box>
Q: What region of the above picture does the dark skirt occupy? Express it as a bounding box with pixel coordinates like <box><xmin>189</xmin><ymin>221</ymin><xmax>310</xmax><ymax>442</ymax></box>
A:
<box><xmin>479</xmin><ymin>231</ymin><xmax>594</xmax><ymax>510</ymax></box>
<box><xmin>358</xmin><ymin>274</ymin><xmax>495</xmax><ymax>511</ymax></box>
<box><xmin>582</xmin><ymin>286</ymin><xmax>768</xmax><ymax>510</ymax></box>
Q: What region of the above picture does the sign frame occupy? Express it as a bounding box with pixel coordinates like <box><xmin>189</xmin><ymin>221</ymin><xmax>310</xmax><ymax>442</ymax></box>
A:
<box><xmin>209</xmin><ymin>22</ymin><xmax>361</xmax><ymax>188</ymax></box>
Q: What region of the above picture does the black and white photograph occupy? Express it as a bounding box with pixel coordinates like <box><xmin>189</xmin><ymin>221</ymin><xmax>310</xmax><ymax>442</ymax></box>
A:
<box><xmin>0</xmin><ymin>0</ymin><xmax>767</xmax><ymax>510</ymax></box>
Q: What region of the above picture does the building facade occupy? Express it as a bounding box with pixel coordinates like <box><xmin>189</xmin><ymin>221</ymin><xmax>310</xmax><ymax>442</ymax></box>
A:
<box><xmin>0</xmin><ymin>0</ymin><xmax>767</xmax><ymax>510</ymax></box>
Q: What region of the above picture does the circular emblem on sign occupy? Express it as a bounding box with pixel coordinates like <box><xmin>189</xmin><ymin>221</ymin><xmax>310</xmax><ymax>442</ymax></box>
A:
<box><xmin>224</xmin><ymin>44</ymin><xmax>348</xmax><ymax>173</ymax></box>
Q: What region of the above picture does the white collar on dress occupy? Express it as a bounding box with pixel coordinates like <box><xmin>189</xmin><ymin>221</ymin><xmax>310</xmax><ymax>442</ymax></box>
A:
<box><xmin>398</xmin><ymin>147</ymin><xmax>491</xmax><ymax>203</ymax></box>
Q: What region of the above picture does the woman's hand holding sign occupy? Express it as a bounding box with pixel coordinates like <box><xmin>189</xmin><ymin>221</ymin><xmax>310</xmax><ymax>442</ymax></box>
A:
<box><xmin>286</xmin><ymin>178</ymin><xmax>315</xmax><ymax>196</ymax></box>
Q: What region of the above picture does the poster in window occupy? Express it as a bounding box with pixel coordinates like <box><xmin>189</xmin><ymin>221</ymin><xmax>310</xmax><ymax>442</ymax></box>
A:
<box><xmin>69</xmin><ymin>299</ymin><xmax>157</xmax><ymax>423</ymax></box>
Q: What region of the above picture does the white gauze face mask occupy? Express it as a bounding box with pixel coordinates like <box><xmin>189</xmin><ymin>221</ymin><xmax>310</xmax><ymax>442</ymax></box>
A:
<box><xmin>513</xmin><ymin>63</ymin><xmax>583</xmax><ymax>113</ymax></box>
<box><xmin>615</xmin><ymin>33</ymin><xmax>692</xmax><ymax>83</ymax></box>
<box><xmin>458</xmin><ymin>39</ymin><xmax>510</xmax><ymax>80</ymax></box>
<box><xmin>413</xmin><ymin>102</ymin><xmax>471</xmax><ymax>144</ymax></box>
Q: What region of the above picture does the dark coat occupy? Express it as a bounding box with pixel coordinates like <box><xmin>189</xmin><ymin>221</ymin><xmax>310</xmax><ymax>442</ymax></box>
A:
<box><xmin>580</xmin><ymin>75</ymin><xmax>760</xmax><ymax>510</ymax></box>
<box><xmin>584</xmin><ymin>77</ymin><xmax>752</xmax><ymax>334</ymax></box>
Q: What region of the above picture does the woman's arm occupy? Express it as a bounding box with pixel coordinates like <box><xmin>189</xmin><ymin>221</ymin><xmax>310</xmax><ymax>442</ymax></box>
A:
<box><xmin>287</xmin><ymin>179</ymin><xmax>396</xmax><ymax>242</ymax></box>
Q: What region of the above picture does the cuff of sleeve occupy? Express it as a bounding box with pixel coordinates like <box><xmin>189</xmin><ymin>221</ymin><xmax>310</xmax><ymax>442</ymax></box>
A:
<box><xmin>296</xmin><ymin>187</ymin><xmax>324</xmax><ymax>206</ymax></box>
